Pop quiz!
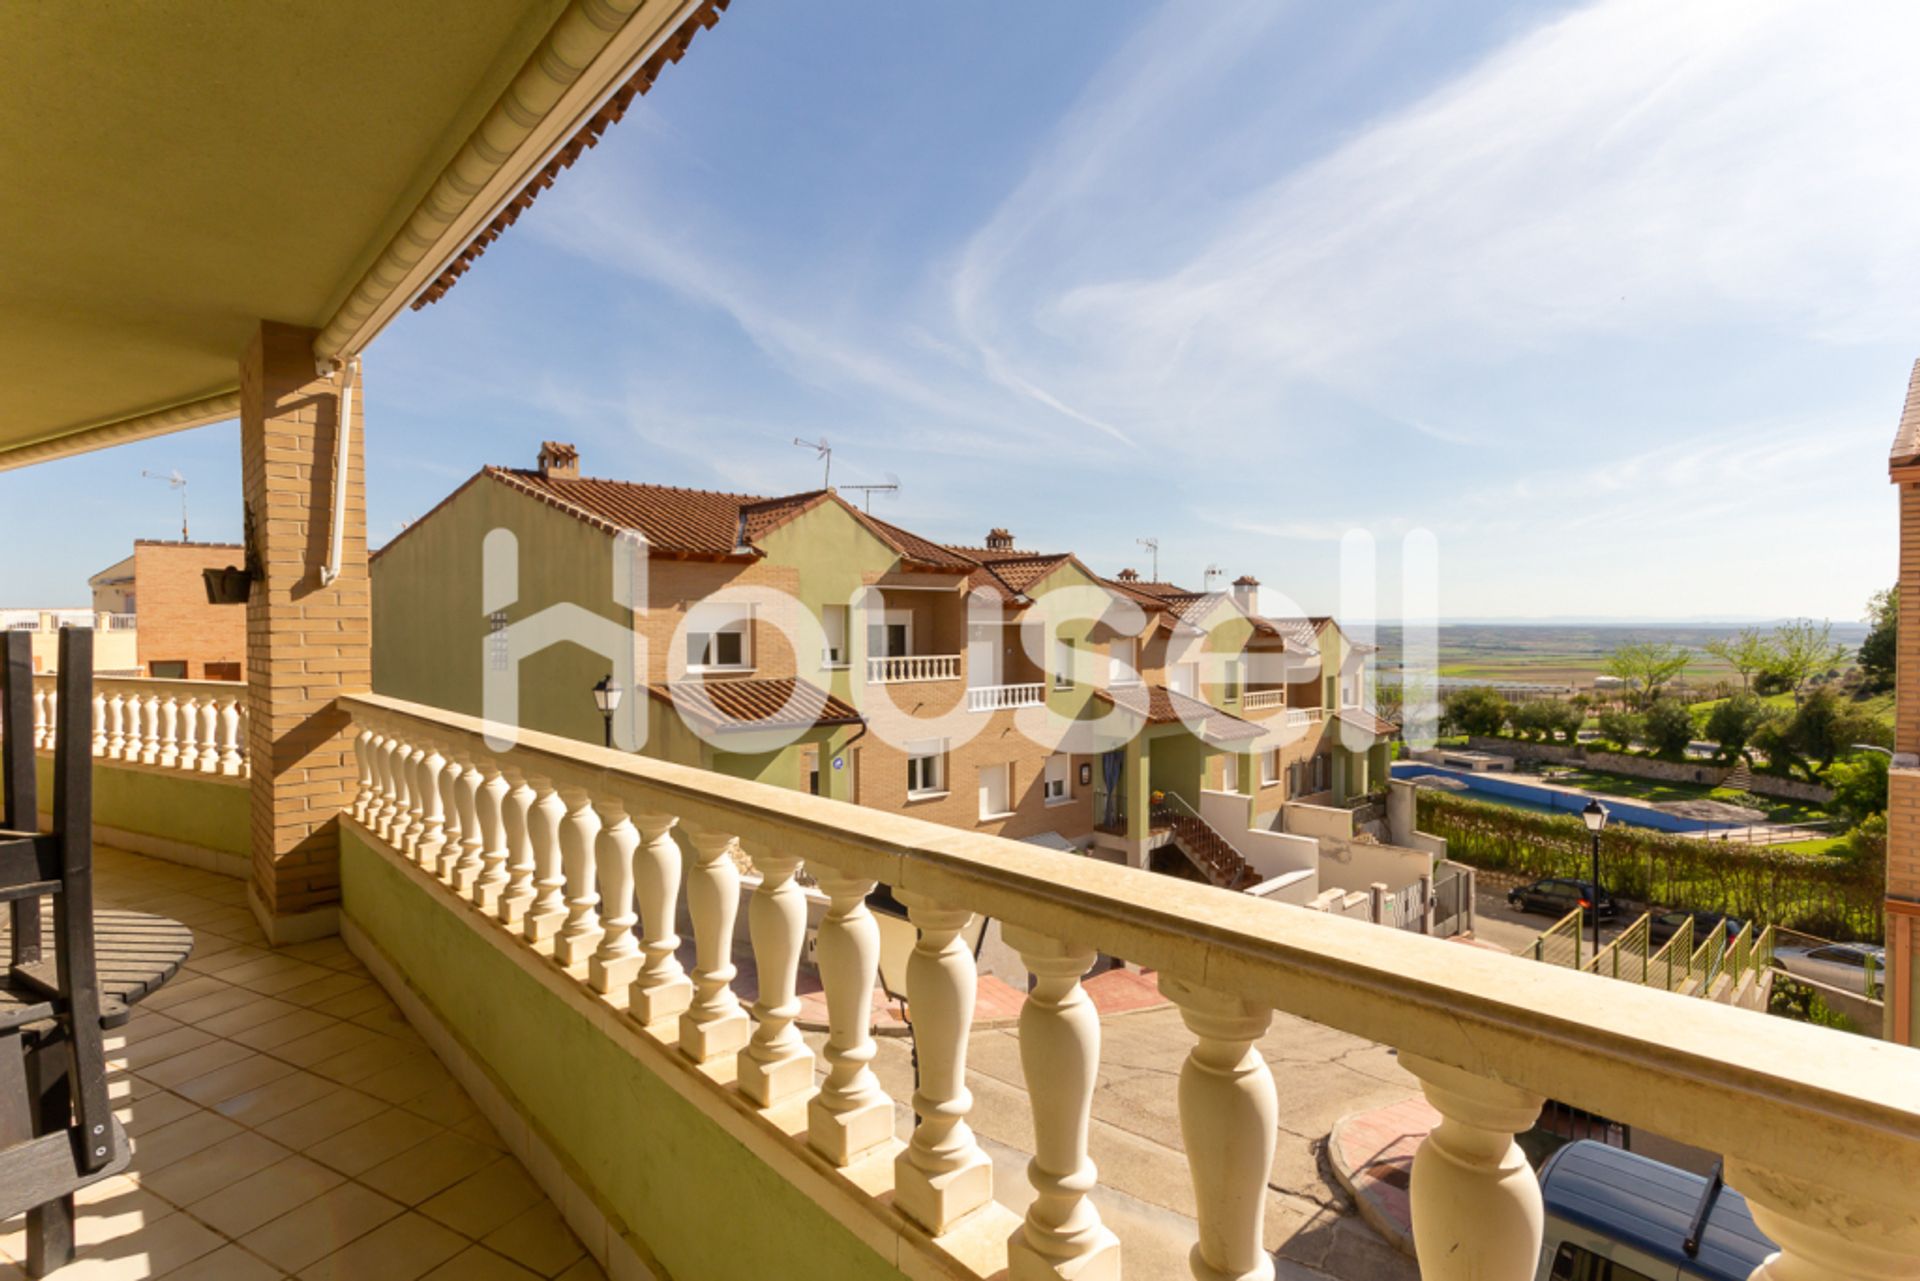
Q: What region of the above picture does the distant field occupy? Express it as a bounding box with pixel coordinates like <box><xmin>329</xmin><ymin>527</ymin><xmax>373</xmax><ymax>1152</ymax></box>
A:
<box><xmin>1378</xmin><ymin>622</ymin><xmax>1867</xmax><ymax>691</ymax></box>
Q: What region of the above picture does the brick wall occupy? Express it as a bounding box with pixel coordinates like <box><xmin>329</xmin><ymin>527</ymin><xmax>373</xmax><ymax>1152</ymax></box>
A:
<box><xmin>131</xmin><ymin>541</ymin><xmax>247</xmax><ymax>678</ymax></box>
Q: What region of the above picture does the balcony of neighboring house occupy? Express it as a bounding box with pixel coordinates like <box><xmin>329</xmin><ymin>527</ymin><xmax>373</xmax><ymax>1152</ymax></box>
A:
<box><xmin>861</xmin><ymin>592</ymin><xmax>965</xmax><ymax>687</ymax></box>
<box><xmin>963</xmin><ymin>619</ymin><xmax>1048</xmax><ymax>713</ymax></box>
<box><xmin>3</xmin><ymin>610</ymin><xmax>141</xmax><ymax>676</ymax></box>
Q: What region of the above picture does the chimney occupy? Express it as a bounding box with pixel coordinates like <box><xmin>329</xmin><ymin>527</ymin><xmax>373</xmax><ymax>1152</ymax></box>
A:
<box><xmin>985</xmin><ymin>528</ymin><xmax>1014</xmax><ymax>552</ymax></box>
<box><xmin>1231</xmin><ymin>574</ymin><xmax>1259</xmax><ymax>613</ymax></box>
<box><xmin>1116</xmin><ymin>568</ymin><xmax>1140</xmax><ymax>583</ymax></box>
<box><xmin>537</xmin><ymin>441</ymin><xmax>580</xmax><ymax>480</ymax></box>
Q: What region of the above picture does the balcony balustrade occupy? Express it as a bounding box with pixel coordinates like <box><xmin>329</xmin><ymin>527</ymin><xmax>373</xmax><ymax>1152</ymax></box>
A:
<box><xmin>339</xmin><ymin>690</ymin><xmax>1920</xmax><ymax>1281</ymax></box>
<box><xmin>965</xmin><ymin>682</ymin><xmax>1046</xmax><ymax>713</ymax></box>
<box><xmin>1285</xmin><ymin>706</ymin><xmax>1325</xmax><ymax>728</ymax></box>
<box><xmin>12</xmin><ymin>674</ymin><xmax>247</xmax><ymax>775</ymax></box>
<box><xmin>866</xmin><ymin>653</ymin><xmax>961</xmax><ymax>684</ymax></box>
<box><xmin>1241</xmin><ymin>688</ymin><xmax>1287</xmax><ymax>711</ymax></box>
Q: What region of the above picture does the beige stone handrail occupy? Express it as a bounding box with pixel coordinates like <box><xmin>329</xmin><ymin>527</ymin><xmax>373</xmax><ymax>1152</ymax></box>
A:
<box><xmin>22</xmin><ymin>673</ymin><xmax>247</xmax><ymax>775</ymax></box>
<box><xmin>341</xmin><ymin>691</ymin><xmax>1920</xmax><ymax>1280</ymax></box>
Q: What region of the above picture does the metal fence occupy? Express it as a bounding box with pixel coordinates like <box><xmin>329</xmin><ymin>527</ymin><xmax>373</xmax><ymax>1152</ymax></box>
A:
<box><xmin>1526</xmin><ymin>908</ymin><xmax>1584</xmax><ymax>968</ymax></box>
<box><xmin>1584</xmin><ymin>913</ymin><xmax>1651</xmax><ymax>985</ymax></box>
<box><xmin>1432</xmin><ymin>861</ymin><xmax>1475</xmax><ymax>938</ymax></box>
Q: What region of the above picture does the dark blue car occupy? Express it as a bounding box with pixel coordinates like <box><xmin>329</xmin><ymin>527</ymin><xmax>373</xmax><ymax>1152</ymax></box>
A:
<box><xmin>1537</xmin><ymin>1141</ymin><xmax>1775</xmax><ymax>1280</ymax></box>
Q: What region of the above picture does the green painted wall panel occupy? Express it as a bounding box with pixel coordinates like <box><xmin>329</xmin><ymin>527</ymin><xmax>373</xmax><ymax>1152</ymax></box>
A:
<box><xmin>38</xmin><ymin>757</ymin><xmax>247</xmax><ymax>857</ymax></box>
<box><xmin>340</xmin><ymin>830</ymin><xmax>901</xmax><ymax>1281</ymax></box>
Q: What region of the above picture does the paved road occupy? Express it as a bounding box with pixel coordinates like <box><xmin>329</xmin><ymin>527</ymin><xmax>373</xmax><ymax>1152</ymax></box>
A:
<box><xmin>1470</xmin><ymin>884</ymin><xmax>1635</xmax><ymax>954</ymax></box>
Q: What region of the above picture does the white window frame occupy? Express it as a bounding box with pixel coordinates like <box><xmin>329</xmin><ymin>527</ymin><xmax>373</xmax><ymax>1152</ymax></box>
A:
<box><xmin>979</xmin><ymin>761</ymin><xmax>1015</xmax><ymax>820</ymax></box>
<box><xmin>1054</xmin><ymin>637</ymin><xmax>1075</xmax><ymax>690</ymax></box>
<box><xmin>1261</xmin><ymin>748</ymin><xmax>1280</xmax><ymax>787</ymax></box>
<box><xmin>1108</xmin><ymin>637</ymin><xmax>1140</xmax><ymax>687</ymax></box>
<box><xmin>1222</xmin><ymin>753</ymin><xmax>1239</xmax><ymax>793</ymax></box>
<box><xmin>906</xmin><ymin>740</ymin><xmax>947</xmax><ymax>801</ymax></box>
<box><xmin>1043</xmin><ymin>754</ymin><xmax>1071</xmax><ymax>805</ymax></box>
<box><xmin>868</xmin><ymin>609</ymin><xmax>914</xmax><ymax>659</ymax></box>
<box><xmin>821</xmin><ymin>604</ymin><xmax>850</xmax><ymax>670</ymax></box>
<box><xmin>1223</xmin><ymin>658</ymin><xmax>1242</xmax><ymax>703</ymax></box>
<box><xmin>1170</xmin><ymin>661</ymin><xmax>1199</xmax><ymax>698</ymax></box>
<box><xmin>686</xmin><ymin>603</ymin><xmax>754</xmax><ymax>672</ymax></box>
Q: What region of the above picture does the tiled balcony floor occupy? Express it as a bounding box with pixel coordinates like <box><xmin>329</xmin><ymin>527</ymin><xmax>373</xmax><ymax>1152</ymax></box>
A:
<box><xmin>0</xmin><ymin>849</ymin><xmax>605</xmax><ymax>1281</ymax></box>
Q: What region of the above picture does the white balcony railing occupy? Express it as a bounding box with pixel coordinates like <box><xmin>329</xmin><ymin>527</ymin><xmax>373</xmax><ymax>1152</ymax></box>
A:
<box><xmin>1285</xmin><ymin>706</ymin><xmax>1325</xmax><ymax>728</ymax></box>
<box><xmin>965</xmin><ymin>682</ymin><xmax>1046</xmax><ymax>713</ymax></box>
<box><xmin>865</xmin><ymin>653</ymin><xmax>961</xmax><ymax>684</ymax></box>
<box><xmin>1241</xmin><ymin>688</ymin><xmax>1286</xmax><ymax>710</ymax></box>
<box><xmin>341</xmin><ymin>690</ymin><xmax>1920</xmax><ymax>1281</ymax></box>
<box><xmin>15</xmin><ymin>674</ymin><xmax>248</xmax><ymax>776</ymax></box>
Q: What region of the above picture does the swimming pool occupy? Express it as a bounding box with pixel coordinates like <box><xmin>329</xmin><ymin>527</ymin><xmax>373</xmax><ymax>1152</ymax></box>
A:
<box><xmin>1389</xmin><ymin>763</ymin><xmax>1721</xmax><ymax>833</ymax></box>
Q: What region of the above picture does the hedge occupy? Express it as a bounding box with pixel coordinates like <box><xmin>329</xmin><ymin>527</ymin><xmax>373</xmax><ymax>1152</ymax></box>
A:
<box><xmin>1415</xmin><ymin>791</ymin><xmax>1881</xmax><ymax>942</ymax></box>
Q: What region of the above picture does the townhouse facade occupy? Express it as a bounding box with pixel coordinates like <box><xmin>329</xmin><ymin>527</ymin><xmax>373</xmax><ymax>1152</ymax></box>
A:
<box><xmin>370</xmin><ymin>443</ymin><xmax>1401</xmax><ymax>891</ymax></box>
<box><xmin>87</xmin><ymin>539</ymin><xmax>248</xmax><ymax>679</ymax></box>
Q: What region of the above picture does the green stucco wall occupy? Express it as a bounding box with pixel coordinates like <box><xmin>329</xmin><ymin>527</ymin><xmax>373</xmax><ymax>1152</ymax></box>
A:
<box><xmin>340</xmin><ymin>829</ymin><xmax>901</xmax><ymax>1281</ymax></box>
<box><xmin>39</xmin><ymin>756</ymin><xmax>248</xmax><ymax>858</ymax></box>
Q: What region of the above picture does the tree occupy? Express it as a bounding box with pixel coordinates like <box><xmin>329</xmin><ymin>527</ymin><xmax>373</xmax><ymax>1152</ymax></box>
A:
<box><xmin>1859</xmin><ymin>587</ymin><xmax>1898</xmax><ymax>694</ymax></box>
<box><xmin>1604</xmin><ymin>641</ymin><xmax>1690</xmax><ymax>706</ymax></box>
<box><xmin>1545</xmin><ymin>700</ymin><xmax>1584</xmax><ymax>744</ymax></box>
<box><xmin>1596</xmin><ymin>709</ymin><xmax>1643</xmax><ymax>752</ymax></box>
<box><xmin>1643</xmin><ymin>699</ymin><xmax>1695</xmax><ymax>760</ymax></box>
<box><xmin>1509</xmin><ymin>700</ymin><xmax>1554</xmax><ymax>741</ymax></box>
<box><xmin>1760</xmin><ymin>619</ymin><xmax>1848</xmax><ymax>703</ymax></box>
<box><xmin>1775</xmin><ymin>688</ymin><xmax>1889</xmax><ymax>778</ymax></box>
<box><xmin>1444</xmin><ymin>686</ymin><xmax>1510</xmax><ymax>738</ymax></box>
<box><xmin>1703</xmin><ymin>628</ymin><xmax>1776</xmax><ymax>692</ymax></box>
<box><xmin>1827</xmin><ymin>752</ymin><xmax>1889</xmax><ymax>825</ymax></box>
<box><xmin>1704</xmin><ymin>693</ymin><xmax>1777</xmax><ymax>764</ymax></box>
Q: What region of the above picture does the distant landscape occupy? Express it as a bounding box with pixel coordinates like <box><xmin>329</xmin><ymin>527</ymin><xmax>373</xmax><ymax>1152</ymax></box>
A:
<box><xmin>1370</xmin><ymin>622</ymin><xmax>1871</xmax><ymax>689</ymax></box>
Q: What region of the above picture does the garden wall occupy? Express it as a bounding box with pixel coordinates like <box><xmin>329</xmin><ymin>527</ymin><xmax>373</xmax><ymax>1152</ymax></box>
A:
<box><xmin>1462</xmin><ymin>736</ymin><xmax>1834</xmax><ymax>805</ymax></box>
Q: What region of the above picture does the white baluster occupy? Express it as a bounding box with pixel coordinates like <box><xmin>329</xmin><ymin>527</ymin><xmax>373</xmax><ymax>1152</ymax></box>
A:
<box><xmin>415</xmin><ymin>745</ymin><xmax>448</xmax><ymax>866</ymax></box>
<box><xmin>106</xmin><ymin>691</ymin><xmax>126</xmax><ymax>759</ymax></box>
<box><xmin>1162</xmin><ymin>979</ymin><xmax>1278</xmax><ymax>1281</ymax></box>
<box><xmin>522</xmin><ymin>778</ymin><xmax>567</xmax><ymax>943</ymax></box>
<box><xmin>158</xmin><ymin>693</ymin><xmax>180</xmax><ymax>767</ymax></box>
<box><xmin>376</xmin><ymin>731</ymin><xmax>405</xmax><ymax>842</ymax></box>
<box><xmin>552</xmin><ymin>787</ymin><xmax>604</xmax><ymax>967</ymax></box>
<box><xmin>736</xmin><ymin>845</ymin><xmax>813</xmax><ymax>1107</ymax></box>
<box><xmin>588</xmin><ymin>798</ymin><xmax>642</xmax><ymax>993</ymax></box>
<box><xmin>628</xmin><ymin>813</ymin><xmax>693</xmax><ymax>1024</ymax></box>
<box><xmin>32</xmin><ymin>688</ymin><xmax>48</xmax><ymax>750</ymax></box>
<box><xmin>807</xmin><ymin>867</ymin><xmax>892</xmax><ymax>1167</ymax></box>
<box><xmin>894</xmin><ymin>891</ymin><xmax>992</xmax><ymax>1234</ymax></box>
<box><xmin>1402</xmin><ymin>1054</ymin><xmax>1545</xmax><ymax>1281</ymax></box>
<box><xmin>352</xmin><ymin>729</ymin><xmax>378</xmax><ymax>821</ymax></box>
<box><xmin>400</xmin><ymin>743</ymin><xmax>430</xmax><ymax>854</ymax></box>
<box><xmin>450</xmin><ymin>757</ymin><xmax>486</xmax><ymax>895</ymax></box>
<box><xmin>496</xmin><ymin>769</ymin><xmax>537</xmax><ymax>926</ymax></box>
<box><xmin>1004</xmin><ymin>926</ymin><xmax>1120</xmax><ymax>1281</ymax></box>
<box><xmin>90</xmin><ymin>693</ymin><xmax>106</xmax><ymax>756</ymax></box>
<box><xmin>435</xmin><ymin>753</ymin><xmax>465</xmax><ymax>878</ymax></box>
<box><xmin>218</xmin><ymin>697</ymin><xmax>243</xmax><ymax>775</ymax></box>
<box><xmin>139</xmin><ymin>694</ymin><xmax>161</xmax><ymax>764</ymax></box>
<box><xmin>178</xmin><ymin>696</ymin><xmax>200</xmax><ymax>770</ymax></box>
<box><xmin>125</xmin><ymin>692</ymin><xmax>146</xmax><ymax>761</ymax></box>
<box><xmin>679</xmin><ymin>830</ymin><xmax>749</xmax><ymax>1062</ymax></box>
<box><xmin>197</xmin><ymin>697</ymin><xmax>219</xmax><ymax>773</ymax></box>
<box><xmin>470</xmin><ymin>761</ymin><xmax>509</xmax><ymax>908</ymax></box>
<box><xmin>1727</xmin><ymin>1159</ymin><xmax>1920</xmax><ymax>1281</ymax></box>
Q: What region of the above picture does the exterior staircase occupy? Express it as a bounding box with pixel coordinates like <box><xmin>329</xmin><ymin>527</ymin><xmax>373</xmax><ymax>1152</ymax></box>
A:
<box><xmin>1152</xmin><ymin>794</ymin><xmax>1261</xmax><ymax>892</ymax></box>
<box><xmin>1724</xmin><ymin>758</ymin><xmax>1755</xmax><ymax>791</ymax></box>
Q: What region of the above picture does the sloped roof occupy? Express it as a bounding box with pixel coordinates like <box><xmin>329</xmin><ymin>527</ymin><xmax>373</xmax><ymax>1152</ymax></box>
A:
<box><xmin>1336</xmin><ymin>707</ymin><xmax>1398</xmax><ymax>738</ymax></box>
<box><xmin>647</xmin><ymin>676</ymin><xmax>862</xmax><ymax>734</ymax></box>
<box><xmin>488</xmin><ymin>467</ymin><xmax>763</xmax><ymax>554</ymax></box>
<box><xmin>1892</xmin><ymin>357</ymin><xmax>1920</xmax><ymax>469</ymax></box>
<box><xmin>1094</xmin><ymin>684</ymin><xmax>1266</xmax><ymax>744</ymax></box>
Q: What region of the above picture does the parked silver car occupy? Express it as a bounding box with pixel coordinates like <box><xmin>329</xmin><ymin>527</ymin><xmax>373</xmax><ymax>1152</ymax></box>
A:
<box><xmin>1772</xmin><ymin>942</ymin><xmax>1885</xmax><ymax>995</ymax></box>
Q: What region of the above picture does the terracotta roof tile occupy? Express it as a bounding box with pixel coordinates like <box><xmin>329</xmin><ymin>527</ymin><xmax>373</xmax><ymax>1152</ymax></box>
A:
<box><xmin>845</xmin><ymin>513</ymin><xmax>976</xmax><ymax>571</ymax></box>
<box><xmin>487</xmin><ymin>467</ymin><xmax>763</xmax><ymax>555</ymax></box>
<box><xmin>1094</xmin><ymin>684</ymin><xmax>1266</xmax><ymax>744</ymax></box>
<box><xmin>648</xmin><ymin>676</ymin><xmax>862</xmax><ymax>734</ymax></box>
<box><xmin>1892</xmin><ymin>357</ymin><xmax>1920</xmax><ymax>467</ymax></box>
<box><xmin>1336</xmin><ymin>707</ymin><xmax>1398</xmax><ymax>738</ymax></box>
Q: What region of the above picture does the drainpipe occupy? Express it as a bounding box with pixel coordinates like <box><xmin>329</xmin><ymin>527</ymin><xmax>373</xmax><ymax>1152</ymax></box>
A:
<box><xmin>317</xmin><ymin>357</ymin><xmax>360</xmax><ymax>587</ymax></box>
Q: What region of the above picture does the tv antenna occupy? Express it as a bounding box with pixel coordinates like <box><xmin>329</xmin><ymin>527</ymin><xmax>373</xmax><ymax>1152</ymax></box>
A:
<box><xmin>842</xmin><ymin>473</ymin><xmax>900</xmax><ymax>514</ymax></box>
<box><xmin>1202</xmin><ymin>563</ymin><xmax>1224</xmax><ymax>590</ymax></box>
<box><xmin>1136</xmin><ymin>537</ymin><xmax>1159</xmax><ymax>582</ymax></box>
<box><xmin>793</xmin><ymin>436</ymin><xmax>832</xmax><ymax>488</ymax></box>
<box><xmin>142</xmin><ymin>469</ymin><xmax>189</xmax><ymax>540</ymax></box>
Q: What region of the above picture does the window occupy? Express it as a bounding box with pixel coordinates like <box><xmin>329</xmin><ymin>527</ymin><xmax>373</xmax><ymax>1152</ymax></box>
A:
<box><xmin>907</xmin><ymin>741</ymin><xmax>946</xmax><ymax>799</ymax></box>
<box><xmin>868</xmin><ymin>612</ymin><xmax>911</xmax><ymax>658</ymax></box>
<box><xmin>1170</xmin><ymin>662</ymin><xmax>1198</xmax><ymax>697</ymax></box>
<box><xmin>1548</xmin><ymin>1241</ymin><xmax>1657</xmax><ymax>1281</ymax></box>
<box><xmin>1108</xmin><ymin>638</ymin><xmax>1139</xmax><ymax>686</ymax></box>
<box><xmin>821</xmin><ymin>605</ymin><xmax>850</xmax><ymax>669</ymax></box>
<box><xmin>1261</xmin><ymin>749</ymin><xmax>1280</xmax><ymax>786</ymax></box>
<box><xmin>1341</xmin><ymin>673</ymin><xmax>1360</xmax><ymax>707</ymax></box>
<box><xmin>149</xmin><ymin>660</ymin><xmax>187</xmax><ymax>679</ymax></box>
<box><xmin>687</xmin><ymin>604</ymin><xmax>752</xmax><ymax>671</ymax></box>
<box><xmin>1325</xmin><ymin>675</ymin><xmax>1337</xmax><ymax>708</ymax></box>
<box><xmin>1808</xmin><ymin>946</ymin><xmax>1868</xmax><ymax>967</ymax></box>
<box><xmin>979</xmin><ymin>762</ymin><xmax>1013</xmax><ymax>819</ymax></box>
<box><xmin>1054</xmin><ymin>638</ymin><xmax>1075</xmax><ymax>690</ymax></box>
<box><xmin>203</xmin><ymin>662</ymin><xmax>241</xmax><ymax>682</ymax></box>
<box><xmin>801</xmin><ymin>746</ymin><xmax>821</xmax><ymax>796</ymax></box>
<box><xmin>1311</xmin><ymin>754</ymin><xmax>1330</xmax><ymax>792</ymax></box>
<box><xmin>1222</xmin><ymin>753</ymin><xmax>1239</xmax><ymax>792</ymax></box>
<box><xmin>1044</xmin><ymin>754</ymin><xmax>1071</xmax><ymax>804</ymax></box>
<box><xmin>1223</xmin><ymin>659</ymin><xmax>1242</xmax><ymax>703</ymax></box>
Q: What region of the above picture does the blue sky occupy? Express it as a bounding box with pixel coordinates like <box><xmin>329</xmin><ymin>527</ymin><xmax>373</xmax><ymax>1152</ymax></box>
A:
<box><xmin>7</xmin><ymin>0</ymin><xmax>1918</xmax><ymax>622</ymax></box>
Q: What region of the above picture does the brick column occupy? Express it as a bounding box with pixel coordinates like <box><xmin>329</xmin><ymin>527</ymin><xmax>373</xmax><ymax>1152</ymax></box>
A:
<box><xmin>239</xmin><ymin>322</ymin><xmax>369</xmax><ymax>943</ymax></box>
<box><xmin>1888</xmin><ymin>474</ymin><xmax>1920</xmax><ymax>1044</ymax></box>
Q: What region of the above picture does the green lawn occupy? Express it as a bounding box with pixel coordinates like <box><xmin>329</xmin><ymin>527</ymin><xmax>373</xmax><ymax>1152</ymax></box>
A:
<box><xmin>1772</xmin><ymin>836</ymin><xmax>1849</xmax><ymax>858</ymax></box>
<box><xmin>1545</xmin><ymin>766</ymin><xmax>1833</xmax><ymax>826</ymax></box>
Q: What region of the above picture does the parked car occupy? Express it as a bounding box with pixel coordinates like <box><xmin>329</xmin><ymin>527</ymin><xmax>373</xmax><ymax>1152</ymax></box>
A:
<box><xmin>1646</xmin><ymin>910</ymin><xmax>1743</xmax><ymax>946</ymax></box>
<box><xmin>1507</xmin><ymin>877</ymin><xmax>1619</xmax><ymax>920</ymax></box>
<box><xmin>1772</xmin><ymin>941</ymin><xmax>1886</xmax><ymax>996</ymax></box>
<box><xmin>1536</xmin><ymin>1141</ymin><xmax>1774</xmax><ymax>1281</ymax></box>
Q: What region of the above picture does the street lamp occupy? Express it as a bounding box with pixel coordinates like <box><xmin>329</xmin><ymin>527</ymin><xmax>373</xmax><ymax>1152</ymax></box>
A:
<box><xmin>1581</xmin><ymin>798</ymin><xmax>1608</xmax><ymax>962</ymax></box>
<box><xmin>592</xmin><ymin>674</ymin><xmax>622</xmax><ymax>748</ymax></box>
